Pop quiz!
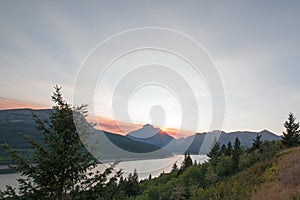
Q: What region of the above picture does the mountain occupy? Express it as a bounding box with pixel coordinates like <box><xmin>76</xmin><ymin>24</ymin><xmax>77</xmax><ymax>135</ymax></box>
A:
<box><xmin>0</xmin><ymin>108</ymin><xmax>282</xmax><ymax>163</ymax></box>
<box><xmin>0</xmin><ymin>109</ymin><xmax>171</xmax><ymax>163</ymax></box>
<box><xmin>128</xmin><ymin>124</ymin><xmax>160</xmax><ymax>138</ymax></box>
<box><xmin>104</xmin><ymin>130</ymin><xmax>161</xmax><ymax>153</ymax></box>
<box><xmin>217</xmin><ymin>129</ymin><xmax>281</xmax><ymax>147</ymax></box>
<box><xmin>0</xmin><ymin>109</ymin><xmax>52</xmax><ymax>164</ymax></box>
<box><xmin>127</xmin><ymin>124</ymin><xmax>174</xmax><ymax>147</ymax></box>
<box><xmin>0</xmin><ymin>108</ymin><xmax>51</xmax><ymax>149</ymax></box>
<box><xmin>169</xmin><ymin>130</ymin><xmax>281</xmax><ymax>154</ymax></box>
<box><xmin>126</xmin><ymin>125</ymin><xmax>281</xmax><ymax>154</ymax></box>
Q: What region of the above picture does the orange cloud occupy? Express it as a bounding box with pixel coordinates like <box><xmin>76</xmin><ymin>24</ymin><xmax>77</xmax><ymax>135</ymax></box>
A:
<box><xmin>86</xmin><ymin>115</ymin><xmax>194</xmax><ymax>138</ymax></box>
<box><xmin>0</xmin><ymin>98</ymin><xmax>48</xmax><ymax>110</ymax></box>
<box><xmin>163</xmin><ymin>127</ymin><xmax>194</xmax><ymax>138</ymax></box>
<box><xmin>87</xmin><ymin>115</ymin><xmax>144</xmax><ymax>136</ymax></box>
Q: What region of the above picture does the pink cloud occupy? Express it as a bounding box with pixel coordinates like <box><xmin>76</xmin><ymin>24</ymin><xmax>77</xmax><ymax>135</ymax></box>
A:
<box><xmin>0</xmin><ymin>98</ymin><xmax>48</xmax><ymax>110</ymax></box>
<box><xmin>87</xmin><ymin>115</ymin><xmax>143</xmax><ymax>136</ymax></box>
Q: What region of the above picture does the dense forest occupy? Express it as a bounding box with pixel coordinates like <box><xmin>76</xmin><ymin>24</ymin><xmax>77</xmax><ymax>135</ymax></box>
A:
<box><xmin>1</xmin><ymin>87</ymin><xmax>299</xmax><ymax>200</ymax></box>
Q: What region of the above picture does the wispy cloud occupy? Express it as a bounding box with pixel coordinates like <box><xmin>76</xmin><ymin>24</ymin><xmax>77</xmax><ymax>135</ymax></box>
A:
<box><xmin>0</xmin><ymin>98</ymin><xmax>48</xmax><ymax>110</ymax></box>
<box><xmin>87</xmin><ymin>115</ymin><xmax>143</xmax><ymax>136</ymax></box>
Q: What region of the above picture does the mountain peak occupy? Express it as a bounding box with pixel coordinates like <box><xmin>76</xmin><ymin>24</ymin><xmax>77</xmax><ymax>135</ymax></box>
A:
<box><xmin>259</xmin><ymin>129</ymin><xmax>278</xmax><ymax>136</ymax></box>
<box><xmin>143</xmin><ymin>124</ymin><xmax>153</xmax><ymax>128</ymax></box>
<box><xmin>260</xmin><ymin>129</ymin><xmax>270</xmax><ymax>133</ymax></box>
<box><xmin>126</xmin><ymin>124</ymin><xmax>174</xmax><ymax>147</ymax></box>
<box><xmin>128</xmin><ymin>124</ymin><xmax>160</xmax><ymax>138</ymax></box>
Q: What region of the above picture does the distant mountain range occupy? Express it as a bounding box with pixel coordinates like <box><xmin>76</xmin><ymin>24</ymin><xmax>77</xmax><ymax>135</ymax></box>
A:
<box><xmin>126</xmin><ymin>124</ymin><xmax>281</xmax><ymax>154</ymax></box>
<box><xmin>0</xmin><ymin>109</ymin><xmax>281</xmax><ymax>162</ymax></box>
<box><xmin>0</xmin><ymin>109</ymin><xmax>171</xmax><ymax>162</ymax></box>
<box><xmin>0</xmin><ymin>109</ymin><xmax>51</xmax><ymax>149</ymax></box>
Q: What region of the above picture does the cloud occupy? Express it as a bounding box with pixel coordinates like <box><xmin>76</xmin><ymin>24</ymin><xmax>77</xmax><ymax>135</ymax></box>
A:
<box><xmin>86</xmin><ymin>115</ymin><xmax>195</xmax><ymax>138</ymax></box>
<box><xmin>87</xmin><ymin>115</ymin><xmax>143</xmax><ymax>136</ymax></box>
<box><xmin>0</xmin><ymin>98</ymin><xmax>48</xmax><ymax>110</ymax></box>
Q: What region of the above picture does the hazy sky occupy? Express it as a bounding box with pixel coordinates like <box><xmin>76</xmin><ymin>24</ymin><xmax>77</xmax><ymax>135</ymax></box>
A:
<box><xmin>1</xmin><ymin>1</ymin><xmax>300</xmax><ymax>136</ymax></box>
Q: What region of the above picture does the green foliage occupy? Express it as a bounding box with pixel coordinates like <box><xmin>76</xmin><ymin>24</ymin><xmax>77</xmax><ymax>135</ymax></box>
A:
<box><xmin>232</xmin><ymin>137</ymin><xmax>241</xmax><ymax>171</ymax></box>
<box><xmin>207</xmin><ymin>139</ymin><xmax>221</xmax><ymax>159</ymax></box>
<box><xmin>207</xmin><ymin>139</ymin><xmax>221</xmax><ymax>169</ymax></box>
<box><xmin>250</xmin><ymin>134</ymin><xmax>262</xmax><ymax>152</ymax></box>
<box><xmin>204</xmin><ymin>164</ymin><xmax>218</xmax><ymax>185</ymax></box>
<box><xmin>225</xmin><ymin>141</ymin><xmax>233</xmax><ymax>156</ymax></box>
<box><xmin>134</xmin><ymin>136</ymin><xmax>285</xmax><ymax>200</ymax></box>
<box><xmin>123</xmin><ymin>169</ymin><xmax>139</xmax><ymax>197</ymax></box>
<box><xmin>263</xmin><ymin>163</ymin><xmax>278</xmax><ymax>182</ymax></box>
<box><xmin>282</xmin><ymin>112</ymin><xmax>300</xmax><ymax>147</ymax></box>
<box><xmin>220</xmin><ymin>144</ymin><xmax>227</xmax><ymax>155</ymax></box>
<box><xmin>216</xmin><ymin>155</ymin><xmax>233</xmax><ymax>177</ymax></box>
<box><xmin>181</xmin><ymin>152</ymin><xmax>193</xmax><ymax>171</ymax></box>
<box><xmin>171</xmin><ymin>162</ymin><xmax>178</xmax><ymax>172</ymax></box>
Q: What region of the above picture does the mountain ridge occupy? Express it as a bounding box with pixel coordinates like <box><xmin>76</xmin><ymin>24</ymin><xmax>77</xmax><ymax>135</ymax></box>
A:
<box><xmin>0</xmin><ymin>108</ymin><xmax>281</xmax><ymax>161</ymax></box>
<box><xmin>126</xmin><ymin>125</ymin><xmax>281</xmax><ymax>154</ymax></box>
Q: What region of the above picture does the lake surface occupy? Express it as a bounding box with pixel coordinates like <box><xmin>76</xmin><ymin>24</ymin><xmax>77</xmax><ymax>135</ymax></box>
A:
<box><xmin>0</xmin><ymin>154</ymin><xmax>208</xmax><ymax>191</ymax></box>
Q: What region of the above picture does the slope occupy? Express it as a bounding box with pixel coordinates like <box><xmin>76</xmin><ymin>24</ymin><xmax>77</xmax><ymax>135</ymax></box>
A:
<box><xmin>252</xmin><ymin>146</ymin><xmax>300</xmax><ymax>199</ymax></box>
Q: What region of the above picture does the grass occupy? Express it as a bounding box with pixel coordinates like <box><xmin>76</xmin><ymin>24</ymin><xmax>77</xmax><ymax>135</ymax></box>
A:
<box><xmin>194</xmin><ymin>145</ymin><xmax>300</xmax><ymax>200</ymax></box>
<box><xmin>252</xmin><ymin>146</ymin><xmax>300</xmax><ymax>200</ymax></box>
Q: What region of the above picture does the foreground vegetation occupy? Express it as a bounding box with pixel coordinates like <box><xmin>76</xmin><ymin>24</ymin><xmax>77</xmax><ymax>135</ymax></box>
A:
<box><xmin>134</xmin><ymin>139</ymin><xmax>279</xmax><ymax>199</ymax></box>
<box><xmin>1</xmin><ymin>87</ymin><xmax>299</xmax><ymax>199</ymax></box>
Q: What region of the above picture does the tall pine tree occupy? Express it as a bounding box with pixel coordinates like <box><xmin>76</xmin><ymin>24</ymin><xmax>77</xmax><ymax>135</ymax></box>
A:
<box><xmin>282</xmin><ymin>113</ymin><xmax>300</xmax><ymax>147</ymax></box>
<box><xmin>232</xmin><ymin>137</ymin><xmax>241</xmax><ymax>172</ymax></box>
<box><xmin>225</xmin><ymin>141</ymin><xmax>233</xmax><ymax>156</ymax></box>
<box><xmin>250</xmin><ymin>134</ymin><xmax>263</xmax><ymax>152</ymax></box>
<box><xmin>124</xmin><ymin>169</ymin><xmax>139</xmax><ymax>197</ymax></box>
<box><xmin>207</xmin><ymin>139</ymin><xmax>221</xmax><ymax>159</ymax></box>
<box><xmin>181</xmin><ymin>152</ymin><xmax>193</xmax><ymax>171</ymax></box>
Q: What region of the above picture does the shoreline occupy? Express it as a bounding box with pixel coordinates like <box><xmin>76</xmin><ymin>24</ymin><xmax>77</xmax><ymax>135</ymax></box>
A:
<box><xmin>0</xmin><ymin>153</ymin><xmax>208</xmax><ymax>174</ymax></box>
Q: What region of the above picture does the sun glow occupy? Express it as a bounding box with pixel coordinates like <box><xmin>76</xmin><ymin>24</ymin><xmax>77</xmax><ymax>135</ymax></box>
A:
<box><xmin>160</xmin><ymin>127</ymin><xmax>168</xmax><ymax>132</ymax></box>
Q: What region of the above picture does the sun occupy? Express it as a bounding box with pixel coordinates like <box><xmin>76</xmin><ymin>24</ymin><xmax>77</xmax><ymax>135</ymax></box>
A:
<box><xmin>160</xmin><ymin>127</ymin><xmax>168</xmax><ymax>132</ymax></box>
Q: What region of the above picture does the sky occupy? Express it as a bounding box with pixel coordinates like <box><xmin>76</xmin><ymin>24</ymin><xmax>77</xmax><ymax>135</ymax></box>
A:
<box><xmin>1</xmin><ymin>1</ymin><xmax>300</xmax><ymax>137</ymax></box>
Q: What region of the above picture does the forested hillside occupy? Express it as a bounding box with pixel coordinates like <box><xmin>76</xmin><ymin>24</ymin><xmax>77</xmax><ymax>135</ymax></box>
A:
<box><xmin>131</xmin><ymin>142</ymin><xmax>300</xmax><ymax>199</ymax></box>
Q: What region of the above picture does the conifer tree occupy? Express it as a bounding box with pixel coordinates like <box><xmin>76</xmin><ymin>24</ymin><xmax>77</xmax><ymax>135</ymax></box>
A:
<box><xmin>207</xmin><ymin>140</ymin><xmax>221</xmax><ymax>159</ymax></box>
<box><xmin>124</xmin><ymin>169</ymin><xmax>139</xmax><ymax>197</ymax></box>
<box><xmin>172</xmin><ymin>162</ymin><xmax>179</xmax><ymax>172</ymax></box>
<box><xmin>225</xmin><ymin>141</ymin><xmax>233</xmax><ymax>156</ymax></box>
<box><xmin>193</xmin><ymin>160</ymin><xmax>198</xmax><ymax>166</ymax></box>
<box><xmin>232</xmin><ymin>137</ymin><xmax>241</xmax><ymax>171</ymax></box>
<box><xmin>221</xmin><ymin>144</ymin><xmax>227</xmax><ymax>155</ymax></box>
<box><xmin>282</xmin><ymin>112</ymin><xmax>300</xmax><ymax>147</ymax></box>
<box><xmin>250</xmin><ymin>134</ymin><xmax>263</xmax><ymax>151</ymax></box>
<box><xmin>181</xmin><ymin>152</ymin><xmax>193</xmax><ymax>171</ymax></box>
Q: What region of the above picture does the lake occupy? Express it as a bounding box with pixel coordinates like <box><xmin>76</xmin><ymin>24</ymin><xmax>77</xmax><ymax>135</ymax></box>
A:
<box><xmin>0</xmin><ymin>154</ymin><xmax>208</xmax><ymax>191</ymax></box>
